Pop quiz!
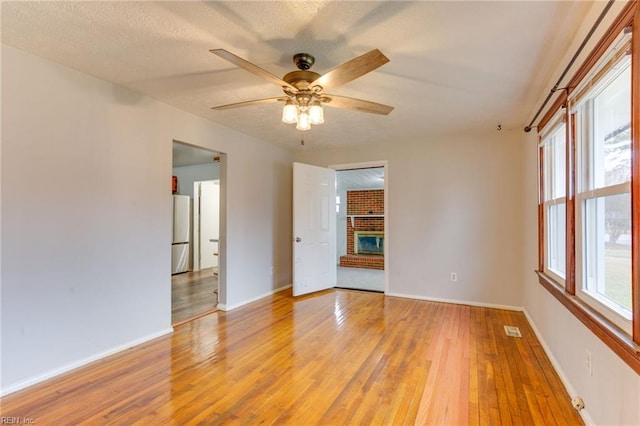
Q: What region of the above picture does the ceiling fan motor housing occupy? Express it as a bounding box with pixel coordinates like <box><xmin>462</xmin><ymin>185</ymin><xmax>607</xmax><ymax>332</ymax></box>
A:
<box><xmin>282</xmin><ymin>70</ymin><xmax>321</xmax><ymax>90</ymax></box>
<box><xmin>293</xmin><ymin>53</ymin><xmax>315</xmax><ymax>70</ymax></box>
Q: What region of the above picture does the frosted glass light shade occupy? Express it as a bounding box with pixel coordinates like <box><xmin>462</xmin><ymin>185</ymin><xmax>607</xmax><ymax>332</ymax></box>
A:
<box><xmin>296</xmin><ymin>111</ymin><xmax>311</xmax><ymax>131</ymax></box>
<box><xmin>282</xmin><ymin>101</ymin><xmax>297</xmax><ymax>124</ymax></box>
<box><xmin>309</xmin><ymin>102</ymin><xmax>324</xmax><ymax>125</ymax></box>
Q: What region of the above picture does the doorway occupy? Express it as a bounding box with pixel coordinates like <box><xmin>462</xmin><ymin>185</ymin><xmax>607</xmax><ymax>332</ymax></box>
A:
<box><xmin>333</xmin><ymin>163</ymin><xmax>387</xmax><ymax>293</ymax></box>
<box><xmin>171</xmin><ymin>141</ymin><xmax>223</xmax><ymax>325</ymax></box>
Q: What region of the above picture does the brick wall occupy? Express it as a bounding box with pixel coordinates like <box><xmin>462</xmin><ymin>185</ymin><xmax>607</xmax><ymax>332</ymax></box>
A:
<box><xmin>339</xmin><ymin>254</ymin><xmax>384</xmax><ymax>269</ymax></box>
<box><xmin>340</xmin><ymin>189</ymin><xmax>385</xmax><ymax>269</ymax></box>
<box><xmin>346</xmin><ymin>190</ymin><xmax>384</xmax><ymax>215</ymax></box>
<box><xmin>346</xmin><ymin>190</ymin><xmax>384</xmax><ymax>255</ymax></box>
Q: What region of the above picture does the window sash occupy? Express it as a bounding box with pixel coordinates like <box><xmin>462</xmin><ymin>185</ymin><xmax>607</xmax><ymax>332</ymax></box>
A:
<box><xmin>541</xmin><ymin>119</ymin><xmax>568</xmax><ymax>282</ymax></box>
<box><xmin>570</xmin><ymin>38</ymin><xmax>631</xmax><ymax>110</ymax></box>
<box><xmin>544</xmin><ymin>198</ymin><xmax>567</xmax><ymax>280</ymax></box>
<box><xmin>573</xmin><ymin>80</ymin><xmax>632</xmax><ymax>195</ymax></box>
<box><xmin>575</xmin><ymin>186</ymin><xmax>632</xmax><ymax>334</ymax></box>
<box><xmin>573</xmin><ymin>48</ymin><xmax>632</xmax><ymax>332</ymax></box>
<box><xmin>542</xmin><ymin>124</ymin><xmax>567</xmax><ymax>202</ymax></box>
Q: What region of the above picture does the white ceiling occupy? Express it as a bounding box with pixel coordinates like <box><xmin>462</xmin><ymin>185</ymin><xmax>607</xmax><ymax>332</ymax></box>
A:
<box><xmin>172</xmin><ymin>141</ymin><xmax>220</xmax><ymax>168</ymax></box>
<box><xmin>1</xmin><ymin>1</ymin><xmax>594</xmax><ymax>151</ymax></box>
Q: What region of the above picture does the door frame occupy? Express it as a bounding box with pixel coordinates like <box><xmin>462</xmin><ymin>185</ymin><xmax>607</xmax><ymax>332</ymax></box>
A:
<box><xmin>329</xmin><ymin>160</ymin><xmax>389</xmax><ymax>294</ymax></box>
<box><xmin>171</xmin><ymin>140</ymin><xmax>227</xmax><ymax>312</ymax></box>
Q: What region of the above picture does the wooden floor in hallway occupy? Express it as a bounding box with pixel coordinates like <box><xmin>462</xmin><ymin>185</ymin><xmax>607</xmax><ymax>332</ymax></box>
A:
<box><xmin>1</xmin><ymin>289</ymin><xmax>583</xmax><ymax>425</ymax></box>
<box><xmin>171</xmin><ymin>267</ymin><xmax>218</xmax><ymax>326</ymax></box>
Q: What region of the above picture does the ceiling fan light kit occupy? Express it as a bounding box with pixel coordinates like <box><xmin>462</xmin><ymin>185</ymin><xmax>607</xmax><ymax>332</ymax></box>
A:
<box><xmin>282</xmin><ymin>99</ymin><xmax>297</xmax><ymax>124</ymax></box>
<box><xmin>210</xmin><ymin>48</ymin><xmax>394</xmax><ymax>132</ymax></box>
<box><xmin>296</xmin><ymin>110</ymin><xmax>311</xmax><ymax>131</ymax></box>
<box><xmin>309</xmin><ymin>100</ymin><xmax>324</xmax><ymax>124</ymax></box>
<box><xmin>282</xmin><ymin>86</ymin><xmax>325</xmax><ymax>130</ymax></box>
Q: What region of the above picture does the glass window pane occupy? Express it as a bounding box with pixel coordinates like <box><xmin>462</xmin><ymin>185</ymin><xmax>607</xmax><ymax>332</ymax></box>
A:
<box><xmin>552</xmin><ymin>125</ymin><xmax>566</xmax><ymax>199</ymax></box>
<box><xmin>547</xmin><ymin>203</ymin><xmax>566</xmax><ymax>277</ymax></box>
<box><xmin>583</xmin><ymin>193</ymin><xmax>631</xmax><ymax>311</ymax></box>
<box><xmin>543</xmin><ymin>144</ymin><xmax>552</xmax><ymax>202</ymax></box>
<box><xmin>542</xmin><ymin>124</ymin><xmax>566</xmax><ymax>202</ymax></box>
<box><xmin>592</xmin><ymin>64</ymin><xmax>631</xmax><ymax>188</ymax></box>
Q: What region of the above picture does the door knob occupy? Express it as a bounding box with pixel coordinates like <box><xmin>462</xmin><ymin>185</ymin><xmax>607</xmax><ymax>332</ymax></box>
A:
<box><xmin>295</xmin><ymin>237</ymin><xmax>302</xmax><ymax>243</ymax></box>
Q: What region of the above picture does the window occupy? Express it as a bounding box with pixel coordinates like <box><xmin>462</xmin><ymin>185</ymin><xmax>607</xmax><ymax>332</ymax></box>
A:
<box><xmin>541</xmin><ymin>123</ymin><xmax>567</xmax><ymax>280</ymax></box>
<box><xmin>574</xmin><ymin>52</ymin><xmax>632</xmax><ymax>332</ymax></box>
<box><xmin>535</xmin><ymin>1</ymin><xmax>639</xmax><ymax>374</ymax></box>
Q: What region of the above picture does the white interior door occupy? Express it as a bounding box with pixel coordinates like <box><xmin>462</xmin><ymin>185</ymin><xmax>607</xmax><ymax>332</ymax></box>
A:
<box><xmin>199</xmin><ymin>180</ymin><xmax>220</xmax><ymax>269</ymax></box>
<box><xmin>293</xmin><ymin>162</ymin><xmax>336</xmax><ymax>296</ymax></box>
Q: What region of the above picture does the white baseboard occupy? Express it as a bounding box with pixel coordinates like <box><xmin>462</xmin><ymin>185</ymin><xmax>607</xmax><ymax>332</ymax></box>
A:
<box><xmin>218</xmin><ymin>284</ymin><xmax>292</xmax><ymax>311</ymax></box>
<box><xmin>0</xmin><ymin>327</ymin><xmax>173</xmax><ymax>397</ymax></box>
<box><xmin>385</xmin><ymin>291</ymin><xmax>523</xmax><ymax>312</ymax></box>
<box><xmin>522</xmin><ymin>308</ymin><xmax>593</xmax><ymax>426</ymax></box>
<box><xmin>277</xmin><ymin>284</ymin><xmax>293</xmax><ymax>292</ymax></box>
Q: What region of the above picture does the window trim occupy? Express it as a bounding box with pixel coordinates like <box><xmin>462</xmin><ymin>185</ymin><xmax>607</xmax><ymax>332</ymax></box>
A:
<box><xmin>536</xmin><ymin>0</ymin><xmax>640</xmax><ymax>375</ymax></box>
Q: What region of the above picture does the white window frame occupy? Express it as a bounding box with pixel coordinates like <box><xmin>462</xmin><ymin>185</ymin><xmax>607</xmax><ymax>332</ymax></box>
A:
<box><xmin>575</xmin><ymin>185</ymin><xmax>632</xmax><ymax>333</ymax></box>
<box><xmin>573</xmin><ymin>46</ymin><xmax>632</xmax><ymax>335</ymax></box>
<box><xmin>541</xmin><ymin>120</ymin><xmax>567</xmax><ymax>283</ymax></box>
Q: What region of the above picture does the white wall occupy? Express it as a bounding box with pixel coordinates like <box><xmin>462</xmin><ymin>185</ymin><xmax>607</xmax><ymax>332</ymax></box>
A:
<box><xmin>0</xmin><ymin>45</ymin><xmax>293</xmax><ymax>393</ymax></box>
<box><xmin>296</xmin><ymin>130</ymin><xmax>524</xmax><ymax>309</ymax></box>
<box><xmin>172</xmin><ymin>163</ymin><xmax>220</xmax><ymax>198</ymax></box>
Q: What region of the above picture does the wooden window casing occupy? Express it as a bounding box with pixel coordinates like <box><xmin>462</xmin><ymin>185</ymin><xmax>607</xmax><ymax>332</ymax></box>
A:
<box><xmin>566</xmin><ymin>112</ymin><xmax>577</xmax><ymax>296</ymax></box>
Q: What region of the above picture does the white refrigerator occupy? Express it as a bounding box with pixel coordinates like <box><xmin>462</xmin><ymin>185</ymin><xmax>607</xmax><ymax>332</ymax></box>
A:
<box><xmin>171</xmin><ymin>195</ymin><xmax>191</xmax><ymax>274</ymax></box>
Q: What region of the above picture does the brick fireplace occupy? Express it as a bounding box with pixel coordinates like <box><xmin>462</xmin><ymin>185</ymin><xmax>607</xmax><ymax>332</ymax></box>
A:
<box><xmin>339</xmin><ymin>189</ymin><xmax>384</xmax><ymax>270</ymax></box>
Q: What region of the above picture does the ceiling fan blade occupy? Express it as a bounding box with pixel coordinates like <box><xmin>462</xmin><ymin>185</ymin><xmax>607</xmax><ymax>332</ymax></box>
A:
<box><xmin>210</xmin><ymin>49</ymin><xmax>295</xmax><ymax>90</ymax></box>
<box><xmin>211</xmin><ymin>97</ymin><xmax>285</xmax><ymax>110</ymax></box>
<box><xmin>310</xmin><ymin>49</ymin><xmax>389</xmax><ymax>91</ymax></box>
<box><xmin>323</xmin><ymin>95</ymin><xmax>394</xmax><ymax>115</ymax></box>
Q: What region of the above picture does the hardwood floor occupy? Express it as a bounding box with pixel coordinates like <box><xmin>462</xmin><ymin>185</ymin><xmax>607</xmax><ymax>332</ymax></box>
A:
<box><xmin>1</xmin><ymin>289</ymin><xmax>583</xmax><ymax>425</ymax></box>
<box><xmin>171</xmin><ymin>268</ymin><xmax>218</xmax><ymax>326</ymax></box>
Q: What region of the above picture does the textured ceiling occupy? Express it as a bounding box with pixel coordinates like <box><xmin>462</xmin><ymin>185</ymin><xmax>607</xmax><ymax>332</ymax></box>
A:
<box><xmin>1</xmin><ymin>1</ymin><xmax>594</xmax><ymax>151</ymax></box>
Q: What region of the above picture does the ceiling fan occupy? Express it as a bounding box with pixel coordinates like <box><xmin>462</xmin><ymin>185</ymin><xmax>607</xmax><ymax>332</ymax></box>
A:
<box><xmin>210</xmin><ymin>48</ymin><xmax>394</xmax><ymax>131</ymax></box>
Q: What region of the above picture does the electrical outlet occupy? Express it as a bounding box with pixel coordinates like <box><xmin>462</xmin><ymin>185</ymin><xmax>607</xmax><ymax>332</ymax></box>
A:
<box><xmin>571</xmin><ymin>396</ymin><xmax>585</xmax><ymax>411</ymax></box>
<box><xmin>450</xmin><ymin>272</ymin><xmax>458</xmax><ymax>282</ymax></box>
<box><xmin>270</xmin><ymin>266</ymin><xmax>274</xmax><ymax>276</ymax></box>
<box><xmin>586</xmin><ymin>350</ymin><xmax>592</xmax><ymax>376</ymax></box>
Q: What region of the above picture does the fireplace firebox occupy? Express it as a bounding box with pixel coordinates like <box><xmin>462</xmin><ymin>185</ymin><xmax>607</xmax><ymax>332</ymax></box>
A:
<box><xmin>354</xmin><ymin>231</ymin><xmax>384</xmax><ymax>255</ymax></box>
